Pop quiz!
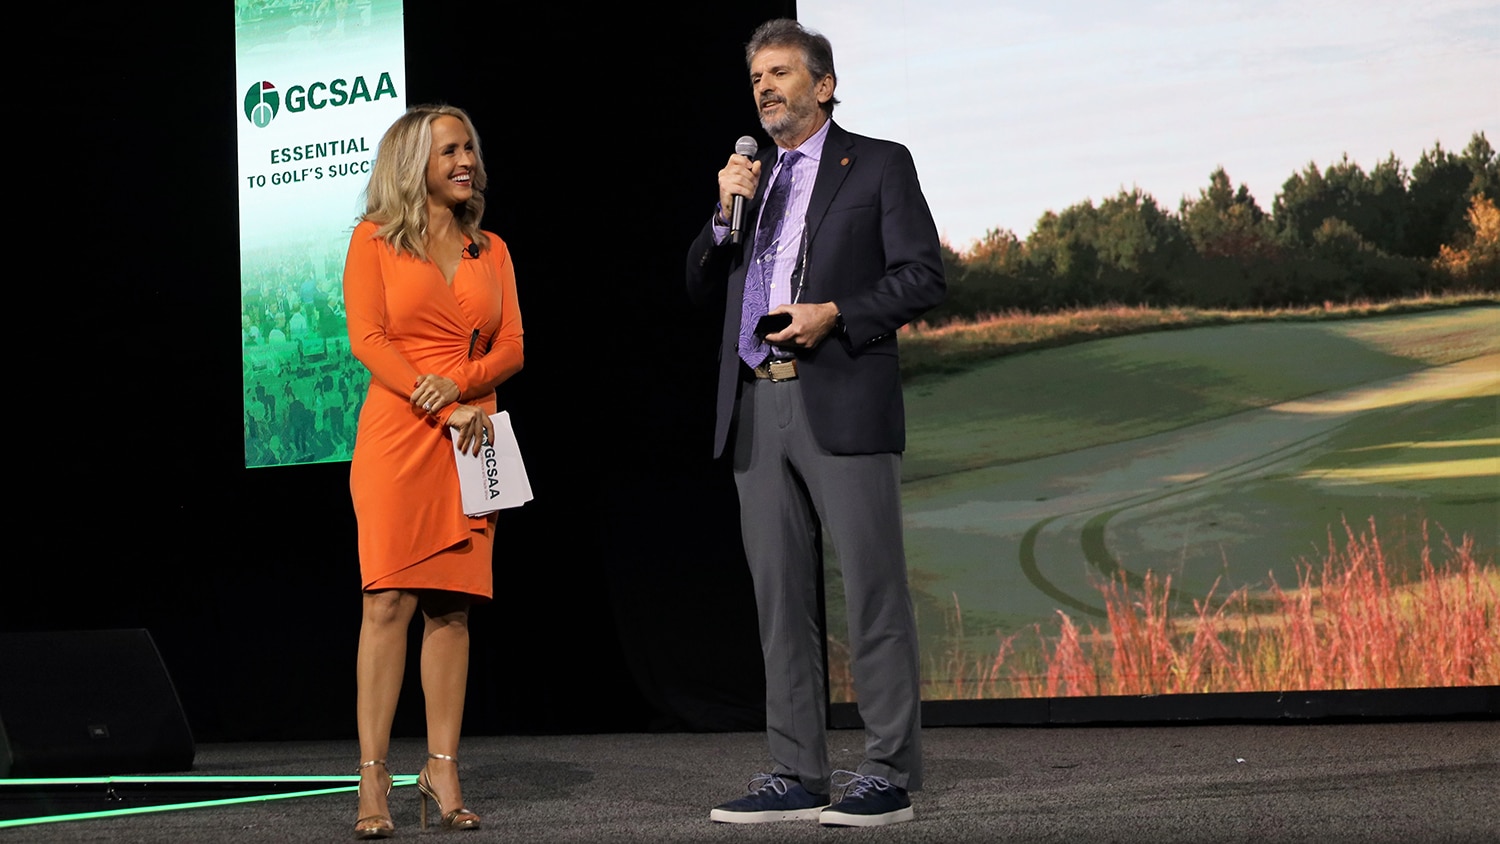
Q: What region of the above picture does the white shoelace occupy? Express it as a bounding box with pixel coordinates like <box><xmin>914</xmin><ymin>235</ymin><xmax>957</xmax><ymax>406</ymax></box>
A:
<box><xmin>831</xmin><ymin>770</ymin><xmax>896</xmax><ymax>799</ymax></box>
<box><xmin>745</xmin><ymin>773</ymin><xmax>792</xmax><ymax>795</ymax></box>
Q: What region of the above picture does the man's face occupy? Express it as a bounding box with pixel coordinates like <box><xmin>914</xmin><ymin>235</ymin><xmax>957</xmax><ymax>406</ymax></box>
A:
<box><xmin>749</xmin><ymin>45</ymin><xmax>832</xmax><ymax>147</ymax></box>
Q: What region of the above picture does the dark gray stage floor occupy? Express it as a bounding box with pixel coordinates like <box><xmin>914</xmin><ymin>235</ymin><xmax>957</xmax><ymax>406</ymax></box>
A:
<box><xmin>3</xmin><ymin>720</ymin><xmax>1496</xmax><ymax>843</ymax></box>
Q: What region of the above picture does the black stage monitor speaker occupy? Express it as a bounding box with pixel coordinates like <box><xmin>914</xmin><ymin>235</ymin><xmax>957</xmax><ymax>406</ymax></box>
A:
<box><xmin>0</xmin><ymin>629</ymin><xmax>195</xmax><ymax>777</ymax></box>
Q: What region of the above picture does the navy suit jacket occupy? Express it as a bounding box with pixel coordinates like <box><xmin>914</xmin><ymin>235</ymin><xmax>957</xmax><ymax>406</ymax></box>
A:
<box><xmin>687</xmin><ymin>121</ymin><xmax>946</xmax><ymax>459</ymax></box>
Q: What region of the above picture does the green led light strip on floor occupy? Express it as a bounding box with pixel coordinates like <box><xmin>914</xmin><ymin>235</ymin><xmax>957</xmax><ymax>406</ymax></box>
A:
<box><xmin>0</xmin><ymin>774</ymin><xmax>418</xmax><ymax>827</ymax></box>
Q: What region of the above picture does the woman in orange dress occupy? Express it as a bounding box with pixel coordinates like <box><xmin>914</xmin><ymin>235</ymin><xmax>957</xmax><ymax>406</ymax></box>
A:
<box><xmin>343</xmin><ymin>104</ymin><xmax>523</xmax><ymax>839</ymax></box>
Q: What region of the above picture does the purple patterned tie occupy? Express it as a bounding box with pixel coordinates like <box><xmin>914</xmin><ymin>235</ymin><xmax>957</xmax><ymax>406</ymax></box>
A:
<box><xmin>738</xmin><ymin>151</ymin><xmax>802</xmax><ymax>368</ymax></box>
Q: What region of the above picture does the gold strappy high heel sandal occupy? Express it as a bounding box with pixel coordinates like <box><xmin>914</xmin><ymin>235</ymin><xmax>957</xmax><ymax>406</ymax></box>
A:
<box><xmin>353</xmin><ymin>759</ymin><xmax>394</xmax><ymax>839</ymax></box>
<box><xmin>417</xmin><ymin>752</ymin><xmax>481</xmax><ymax>830</ymax></box>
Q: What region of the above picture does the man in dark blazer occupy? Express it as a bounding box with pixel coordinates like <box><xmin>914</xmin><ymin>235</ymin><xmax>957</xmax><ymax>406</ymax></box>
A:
<box><xmin>686</xmin><ymin>18</ymin><xmax>945</xmax><ymax>829</ymax></box>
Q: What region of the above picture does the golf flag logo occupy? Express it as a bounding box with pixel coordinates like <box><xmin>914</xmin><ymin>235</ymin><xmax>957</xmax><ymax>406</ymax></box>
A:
<box><xmin>244</xmin><ymin>81</ymin><xmax>280</xmax><ymax>128</ymax></box>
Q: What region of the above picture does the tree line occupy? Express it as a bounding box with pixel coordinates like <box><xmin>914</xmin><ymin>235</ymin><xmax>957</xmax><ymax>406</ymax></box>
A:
<box><xmin>930</xmin><ymin>131</ymin><xmax>1499</xmax><ymax>323</ymax></box>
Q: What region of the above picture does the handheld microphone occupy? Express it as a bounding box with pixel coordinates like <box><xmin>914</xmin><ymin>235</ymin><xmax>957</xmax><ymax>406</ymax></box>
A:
<box><xmin>729</xmin><ymin>135</ymin><xmax>758</xmax><ymax>245</ymax></box>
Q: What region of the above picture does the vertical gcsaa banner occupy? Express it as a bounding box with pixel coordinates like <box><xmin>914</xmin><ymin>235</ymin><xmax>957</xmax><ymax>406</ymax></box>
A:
<box><xmin>235</xmin><ymin>1</ymin><xmax>406</xmax><ymax>468</ymax></box>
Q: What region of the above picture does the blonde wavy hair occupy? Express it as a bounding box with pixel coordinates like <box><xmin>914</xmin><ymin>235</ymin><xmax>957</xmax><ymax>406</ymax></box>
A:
<box><xmin>361</xmin><ymin>104</ymin><xmax>489</xmax><ymax>260</ymax></box>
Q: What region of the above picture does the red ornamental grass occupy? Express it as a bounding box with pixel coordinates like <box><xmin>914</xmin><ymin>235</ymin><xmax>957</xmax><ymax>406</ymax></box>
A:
<box><xmin>1412</xmin><ymin>530</ymin><xmax>1498</xmax><ymax>686</ymax></box>
<box><xmin>1016</xmin><ymin>518</ymin><xmax>1496</xmax><ymax>697</ymax></box>
<box><xmin>1261</xmin><ymin>519</ymin><xmax>1499</xmax><ymax>690</ymax></box>
<box><xmin>841</xmin><ymin>517</ymin><xmax>1497</xmax><ymax>701</ymax></box>
<box><xmin>1045</xmin><ymin>611</ymin><xmax>1099</xmax><ymax>697</ymax></box>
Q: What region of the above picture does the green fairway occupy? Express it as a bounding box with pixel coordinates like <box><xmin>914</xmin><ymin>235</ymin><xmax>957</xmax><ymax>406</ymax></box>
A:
<box><xmin>858</xmin><ymin>307</ymin><xmax>1500</xmax><ymax>697</ymax></box>
<box><xmin>902</xmin><ymin>307</ymin><xmax>1498</xmax><ymax>482</ymax></box>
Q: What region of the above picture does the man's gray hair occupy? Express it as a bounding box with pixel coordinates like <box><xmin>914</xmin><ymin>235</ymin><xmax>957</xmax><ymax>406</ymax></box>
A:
<box><xmin>745</xmin><ymin>18</ymin><xmax>840</xmax><ymax>116</ymax></box>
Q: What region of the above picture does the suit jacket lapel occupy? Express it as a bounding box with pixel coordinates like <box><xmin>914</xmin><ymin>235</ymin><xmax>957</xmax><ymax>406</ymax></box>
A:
<box><xmin>804</xmin><ymin>121</ymin><xmax>854</xmax><ymax>247</ymax></box>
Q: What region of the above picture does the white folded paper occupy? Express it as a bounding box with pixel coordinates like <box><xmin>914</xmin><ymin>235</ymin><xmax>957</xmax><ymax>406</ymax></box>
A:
<box><xmin>452</xmin><ymin>411</ymin><xmax>533</xmax><ymax>516</ymax></box>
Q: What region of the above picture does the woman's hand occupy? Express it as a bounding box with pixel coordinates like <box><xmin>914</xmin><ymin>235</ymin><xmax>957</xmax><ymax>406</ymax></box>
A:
<box><xmin>411</xmin><ymin>374</ymin><xmax>460</xmax><ymax>414</ymax></box>
<box><xmin>447</xmin><ymin>404</ymin><xmax>494</xmax><ymax>457</ymax></box>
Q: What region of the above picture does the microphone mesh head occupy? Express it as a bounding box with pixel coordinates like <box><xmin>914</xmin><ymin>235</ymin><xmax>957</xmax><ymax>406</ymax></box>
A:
<box><xmin>735</xmin><ymin>135</ymin><xmax>758</xmax><ymax>157</ymax></box>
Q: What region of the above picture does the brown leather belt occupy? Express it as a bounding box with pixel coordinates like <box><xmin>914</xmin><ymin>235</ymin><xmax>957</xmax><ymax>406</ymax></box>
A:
<box><xmin>752</xmin><ymin>358</ymin><xmax>799</xmax><ymax>382</ymax></box>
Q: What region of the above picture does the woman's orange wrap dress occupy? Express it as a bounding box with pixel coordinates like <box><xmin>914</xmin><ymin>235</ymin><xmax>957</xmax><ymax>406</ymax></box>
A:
<box><xmin>343</xmin><ymin>220</ymin><xmax>523</xmax><ymax>600</ymax></box>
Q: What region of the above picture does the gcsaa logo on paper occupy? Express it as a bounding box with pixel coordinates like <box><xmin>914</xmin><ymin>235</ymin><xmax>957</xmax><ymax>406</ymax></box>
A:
<box><xmin>244</xmin><ymin>81</ymin><xmax>280</xmax><ymax>127</ymax></box>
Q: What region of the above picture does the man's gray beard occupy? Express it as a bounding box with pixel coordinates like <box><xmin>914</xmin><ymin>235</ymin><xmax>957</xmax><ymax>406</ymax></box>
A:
<box><xmin>762</xmin><ymin>91</ymin><xmax>822</xmax><ymax>143</ymax></box>
<box><xmin>760</xmin><ymin>116</ymin><xmax>791</xmax><ymax>142</ymax></box>
<box><xmin>759</xmin><ymin>97</ymin><xmax>813</xmax><ymax>143</ymax></box>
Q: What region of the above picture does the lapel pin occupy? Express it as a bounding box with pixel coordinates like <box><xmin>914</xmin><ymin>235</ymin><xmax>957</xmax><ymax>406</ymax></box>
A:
<box><xmin>841</xmin><ymin>157</ymin><xmax>850</xmax><ymax>166</ymax></box>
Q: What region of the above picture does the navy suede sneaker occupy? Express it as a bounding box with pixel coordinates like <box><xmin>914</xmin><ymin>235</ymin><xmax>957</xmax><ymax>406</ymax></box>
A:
<box><xmin>819</xmin><ymin>771</ymin><xmax>914</xmax><ymax>827</ymax></box>
<box><xmin>710</xmin><ymin>774</ymin><xmax>830</xmax><ymax>823</ymax></box>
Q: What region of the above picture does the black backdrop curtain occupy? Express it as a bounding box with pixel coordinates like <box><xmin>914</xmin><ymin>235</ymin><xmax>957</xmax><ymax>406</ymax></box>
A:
<box><xmin>15</xmin><ymin>1</ymin><xmax>796</xmax><ymax>741</ymax></box>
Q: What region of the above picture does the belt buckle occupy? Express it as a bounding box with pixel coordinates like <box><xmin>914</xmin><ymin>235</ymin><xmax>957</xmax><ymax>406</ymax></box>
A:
<box><xmin>766</xmin><ymin>359</ymin><xmax>798</xmax><ymax>382</ymax></box>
